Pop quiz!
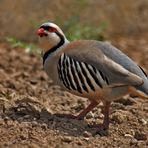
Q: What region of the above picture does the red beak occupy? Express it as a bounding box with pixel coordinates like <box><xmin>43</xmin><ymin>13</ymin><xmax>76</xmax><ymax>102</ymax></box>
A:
<box><xmin>37</xmin><ymin>28</ymin><xmax>47</xmax><ymax>37</ymax></box>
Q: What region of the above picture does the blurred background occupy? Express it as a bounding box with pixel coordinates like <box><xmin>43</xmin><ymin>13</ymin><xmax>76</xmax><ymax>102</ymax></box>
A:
<box><xmin>0</xmin><ymin>0</ymin><xmax>148</xmax><ymax>42</ymax></box>
<box><xmin>0</xmin><ymin>0</ymin><xmax>147</xmax><ymax>68</ymax></box>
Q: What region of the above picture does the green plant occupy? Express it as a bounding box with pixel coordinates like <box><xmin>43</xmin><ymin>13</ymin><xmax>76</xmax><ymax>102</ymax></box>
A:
<box><xmin>61</xmin><ymin>16</ymin><xmax>108</xmax><ymax>41</ymax></box>
<box><xmin>6</xmin><ymin>37</ymin><xmax>41</xmax><ymax>55</ymax></box>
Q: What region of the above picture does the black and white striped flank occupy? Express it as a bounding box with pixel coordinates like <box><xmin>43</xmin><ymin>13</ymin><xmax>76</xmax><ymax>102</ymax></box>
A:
<box><xmin>57</xmin><ymin>53</ymin><xmax>109</xmax><ymax>94</ymax></box>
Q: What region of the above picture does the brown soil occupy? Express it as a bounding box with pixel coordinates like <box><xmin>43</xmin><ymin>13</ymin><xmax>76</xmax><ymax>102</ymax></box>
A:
<box><xmin>0</xmin><ymin>36</ymin><xmax>148</xmax><ymax>148</ymax></box>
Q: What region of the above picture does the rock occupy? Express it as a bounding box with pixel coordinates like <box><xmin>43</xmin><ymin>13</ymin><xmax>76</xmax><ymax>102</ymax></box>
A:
<box><xmin>138</xmin><ymin>118</ymin><xmax>147</xmax><ymax>125</ymax></box>
<box><xmin>86</xmin><ymin>112</ymin><xmax>94</xmax><ymax>119</ymax></box>
<box><xmin>62</xmin><ymin>136</ymin><xmax>73</xmax><ymax>143</ymax></box>
<box><xmin>19</xmin><ymin>135</ymin><xmax>27</xmax><ymax>140</ymax></box>
<box><xmin>130</xmin><ymin>138</ymin><xmax>138</xmax><ymax>145</ymax></box>
<box><xmin>124</xmin><ymin>134</ymin><xmax>133</xmax><ymax>138</ymax></box>
<box><xmin>137</xmin><ymin>141</ymin><xmax>146</xmax><ymax>147</ymax></box>
<box><xmin>111</xmin><ymin>111</ymin><xmax>127</xmax><ymax>124</ymax></box>
<box><xmin>83</xmin><ymin>131</ymin><xmax>92</xmax><ymax>137</ymax></box>
<box><xmin>3</xmin><ymin>116</ymin><xmax>10</xmax><ymax>122</ymax></box>
<box><xmin>14</xmin><ymin>96</ymin><xmax>42</xmax><ymax>118</ymax></box>
<box><xmin>31</xmin><ymin>121</ymin><xmax>38</xmax><ymax>127</ymax></box>
<box><xmin>41</xmin><ymin>123</ymin><xmax>47</xmax><ymax>130</ymax></box>
<box><xmin>30</xmin><ymin>79</ymin><xmax>38</xmax><ymax>85</ymax></box>
<box><xmin>134</xmin><ymin>131</ymin><xmax>147</xmax><ymax>141</ymax></box>
<box><xmin>77</xmin><ymin>140</ymin><xmax>83</xmax><ymax>146</ymax></box>
<box><xmin>83</xmin><ymin>137</ymin><xmax>90</xmax><ymax>141</ymax></box>
<box><xmin>23</xmin><ymin>115</ymin><xmax>31</xmax><ymax>119</ymax></box>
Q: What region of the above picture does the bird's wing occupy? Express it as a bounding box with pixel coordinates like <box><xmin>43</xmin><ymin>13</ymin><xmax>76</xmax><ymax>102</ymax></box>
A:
<box><xmin>62</xmin><ymin>40</ymin><xmax>143</xmax><ymax>88</ymax></box>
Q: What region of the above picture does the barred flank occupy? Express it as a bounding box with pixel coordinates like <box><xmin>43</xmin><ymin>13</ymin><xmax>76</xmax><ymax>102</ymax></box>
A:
<box><xmin>58</xmin><ymin>53</ymin><xmax>109</xmax><ymax>93</ymax></box>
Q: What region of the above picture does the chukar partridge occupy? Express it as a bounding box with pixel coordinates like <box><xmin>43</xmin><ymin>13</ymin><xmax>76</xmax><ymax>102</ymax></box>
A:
<box><xmin>37</xmin><ymin>22</ymin><xmax>148</xmax><ymax>134</ymax></box>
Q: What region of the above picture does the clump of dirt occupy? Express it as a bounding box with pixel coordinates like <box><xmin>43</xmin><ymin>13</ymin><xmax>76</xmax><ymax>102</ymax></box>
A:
<box><xmin>0</xmin><ymin>37</ymin><xmax>148</xmax><ymax>147</ymax></box>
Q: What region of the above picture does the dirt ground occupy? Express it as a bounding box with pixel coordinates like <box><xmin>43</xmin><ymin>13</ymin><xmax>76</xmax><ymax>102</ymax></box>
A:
<box><xmin>0</xmin><ymin>35</ymin><xmax>148</xmax><ymax>148</ymax></box>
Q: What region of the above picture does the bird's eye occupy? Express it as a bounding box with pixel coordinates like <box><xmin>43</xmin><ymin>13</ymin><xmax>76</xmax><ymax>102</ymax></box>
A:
<box><xmin>49</xmin><ymin>27</ymin><xmax>57</xmax><ymax>32</ymax></box>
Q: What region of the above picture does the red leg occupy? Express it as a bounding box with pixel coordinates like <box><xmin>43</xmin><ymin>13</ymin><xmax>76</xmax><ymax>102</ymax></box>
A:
<box><xmin>64</xmin><ymin>101</ymin><xmax>99</xmax><ymax>120</ymax></box>
<box><xmin>89</xmin><ymin>101</ymin><xmax>110</xmax><ymax>128</ymax></box>
<box><xmin>93</xmin><ymin>101</ymin><xmax>111</xmax><ymax>135</ymax></box>
<box><xmin>76</xmin><ymin>100</ymin><xmax>99</xmax><ymax>120</ymax></box>
<box><xmin>101</xmin><ymin>101</ymin><xmax>110</xmax><ymax>130</ymax></box>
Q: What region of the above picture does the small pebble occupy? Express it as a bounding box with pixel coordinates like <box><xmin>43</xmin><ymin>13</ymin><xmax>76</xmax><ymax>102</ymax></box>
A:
<box><xmin>83</xmin><ymin>131</ymin><xmax>92</xmax><ymax>137</ymax></box>
<box><xmin>77</xmin><ymin>140</ymin><xmax>83</xmax><ymax>146</ymax></box>
<box><xmin>98</xmin><ymin>114</ymin><xmax>104</xmax><ymax>118</ymax></box>
<box><xmin>83</xmin><ymin>137</ymin><xmax>90</xmax><ymax>141</ymax></box>
<box><xmin>30</xmin><ymin>79</ymin><xmax>38</xmax><ymax>85</ymax></box>
<box><xmin>138</xmin><ymin>118</ymin><xmax>147</xmax><ymax>125</ymax></box>
<box><xmin>23</xmin><ymin>115</ymin><xmax>31</xmax><ymax>119</ymax></box>
<box><xmin>21</xmin><ymin>121</ymin><xmax>29</xmax><ymax>127</ymax></box>
<box><xmin>62</xmin><ymin>136</ymin><xmax>72</xmax><ymax>143</ymax></box>
<box><xmin>41</xmin><ymin>123</ymin><xmax>47</xmax><ymax>129</ymax></box>
<box><xmin>86</xmin><ymin>112</ymin><xmax>94</xmax><ymax>119</ymax></box>
<box><xmin>111</xmin><ymin>111</ymin><xmax>127</xmax><ymax>124</ymax></box>
<box><xmin>18</xmin><ymin>117</ymin><xmax>25</xmax><ymax>122</ymax></box>
<box><xmin>134</xmin><ymin>131</ymin><xmax>147</xmax><ymax>141</ymax></box>
<box><xmin>3</xmin><ymin>116</ymin><xmax>10</xmax><ymax>121</ymax></box>
<box><xmin>124</xmin><ymin>134</ymin><xmax>133</xmax><ymax>138</ymax></box>
<box><xmin>19</xmin><ymin>135</ymin><xmax>27</xmax><ymax>140</ymax></box>
<box><xmin>130</xmin><ymin>138</ymin><xmax>138</xmax><ymax>145</ymax></box>
<box><xmin>32</xmin><ymin>121</ymin><xmax>38</xmax><ymax>127</ymax></box>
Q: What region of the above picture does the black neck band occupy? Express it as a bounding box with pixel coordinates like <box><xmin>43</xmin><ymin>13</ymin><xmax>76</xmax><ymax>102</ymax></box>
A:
<box><xmin>43</xmin><ymin>32</ymin><xmax>65</xmax><ymax>64</ymax></box>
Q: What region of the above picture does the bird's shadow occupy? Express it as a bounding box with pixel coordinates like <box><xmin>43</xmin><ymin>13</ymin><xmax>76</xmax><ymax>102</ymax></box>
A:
<box><xmin>5</xmin><ymin>105</ymin><xmax>107</xmax><ymax>137</ymax></box>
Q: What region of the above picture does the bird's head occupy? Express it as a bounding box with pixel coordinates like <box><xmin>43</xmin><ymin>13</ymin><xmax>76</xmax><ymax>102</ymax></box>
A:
<box><xmin>37</xmin><ymin>22</ymin><xmax>68</xmax><ymax>54</ymax></box>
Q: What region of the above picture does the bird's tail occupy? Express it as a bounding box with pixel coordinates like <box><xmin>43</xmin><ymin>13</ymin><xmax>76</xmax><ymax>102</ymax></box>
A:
<box><xmin>129</xmin><ymin>86</ymin><xmax>148</xmax><ymax>99</ymax></box>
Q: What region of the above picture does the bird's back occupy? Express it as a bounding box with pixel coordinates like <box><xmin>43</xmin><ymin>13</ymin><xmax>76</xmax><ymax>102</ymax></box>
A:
<box><xmin>63</xmin><ymin>40</ymin><xmax>148</xmax><ymax>95</ymax></box>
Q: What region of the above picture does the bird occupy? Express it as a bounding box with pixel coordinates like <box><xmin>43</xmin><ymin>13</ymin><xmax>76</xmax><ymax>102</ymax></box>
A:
<box><xmin>37</xmin><ymin>22</ymin><xmax>148</xmax><ymax>134</ymax></box>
